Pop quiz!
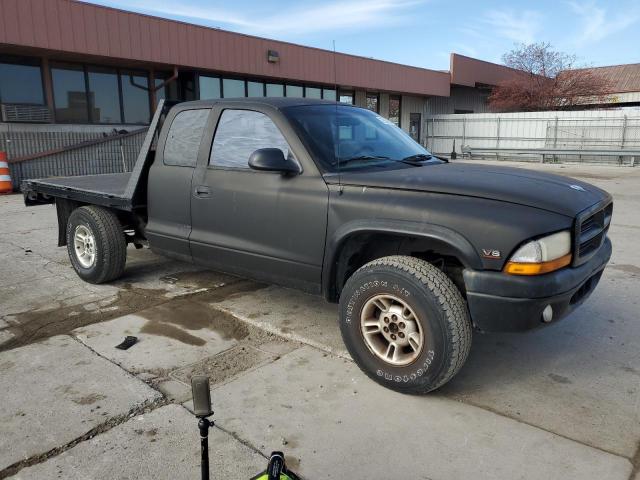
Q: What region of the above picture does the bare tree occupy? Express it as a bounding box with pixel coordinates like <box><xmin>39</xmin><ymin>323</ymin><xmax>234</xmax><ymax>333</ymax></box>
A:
<box><xmin>488</xmin><ymin>43</ymin><xmax>611</xmax><ymax>112</ymax></box>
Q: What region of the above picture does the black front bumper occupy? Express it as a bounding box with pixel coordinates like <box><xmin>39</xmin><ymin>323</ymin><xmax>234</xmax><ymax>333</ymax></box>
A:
<box><xmin>463</xmin><ymin>237</ymin><xmax>612</xmax><ymax>332</ymax></box>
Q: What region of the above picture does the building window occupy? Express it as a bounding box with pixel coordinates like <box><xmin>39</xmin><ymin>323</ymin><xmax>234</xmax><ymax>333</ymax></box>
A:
<box><xmin>0</xmin><ymin>58</ymin><xmax>45</xmax><ymax>105</ymax></box>
<box><xmin>199</xmin><ymin>76</ymin><xmax>220</xmax><ymax>100</ymax></box>
<box><xmin>121</xmin><ymin>70</ymin><xmax>151</xmax><ymax>124</ymax></box>
<box><xmin>366</xmin><ymin>93</ymin><xmax>379</xmax><ymax>113</ymax></box>
<box><xmin>164</xmin><ymin>109</ymin><xmax>210</xmax><ymax>167</ymax></box>
<box><xmin>339</xmin><ymin>90</ymin><xmax>354</xmax><ymax>104</ymax></box>
<box><xmin>305</xmin><ymin>87</ymin><xmax>322</xmax><ymax>99</ymax></box>
<box><xmin>247</xmin><ymin>81</ymin><xmax>264</xmax><ymax>97</ymax></box>
<box><xmin>286</xmin><ymin>85</ymin><xmax>304</xmax><ymax>97</ymax></box>
<box><xmin>266</xmin><ymin>83</ymin><xmax>284</xmax><ymax>97</ymax></box>
<box><xmin>87</xmin><ymin>66</ymin><xmax>121</xmax><ymax>124</ymax></box>
<box><xmin>51</xmin><ymin>63</ymin><xmax>89</xmax><ymax>123</ymax></box>
<box><xmin>222</xmin><ymin>78</ymin><xmax>245</xmax><ymax>98</ymax></box>
<box><xmin>389</xmin><ymin>95</ymin><xmax>401</xmax><ymax>127</ymax></box>
<box><xmin>338</xmin><ymin>125</ymin><xmax>354</xmax><ymax>140</ymax></box>
<box><xmin>323</xmin><ymin>89</ymin><xmax>336</xmax><ymax>101</ymax></box>
<box><xmin>52</xmin><ymin>62</ymin><xmax>156</xmax><ymax>124</ymax></box>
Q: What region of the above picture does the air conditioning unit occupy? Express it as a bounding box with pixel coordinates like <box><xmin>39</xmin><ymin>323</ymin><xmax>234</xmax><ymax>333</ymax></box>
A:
<box><xmin>1</xmin><ymin>103</ymin><xmax>52</xmax><ymax>123</ymax></box>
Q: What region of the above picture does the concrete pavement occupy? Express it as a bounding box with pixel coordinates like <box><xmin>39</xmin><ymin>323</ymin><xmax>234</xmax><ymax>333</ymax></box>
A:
<box><xmin>1</xmin><ymin>161</ymin><xmax>639</xmax><ymax>479</ymax></box>
<box><xmin>0</xmin><ymin>335</ymin><xmax>161</xmax><ymax>471</ymax></box>
<box><xmin>10</xmin><ymin>405</ymin><xmax>265</xmax><ymax>480</ymax></box>
<box><xmin>202</xmin><ymin>346</ymin><xmax>632</xmax><ymax>479</ymax></box>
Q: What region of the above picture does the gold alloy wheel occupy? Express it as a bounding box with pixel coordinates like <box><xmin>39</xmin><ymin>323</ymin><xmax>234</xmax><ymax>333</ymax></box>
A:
<box><xmin>360</xmin><ymin>294</ymin><xmax>424</xmax><ymax>366</ymax></box>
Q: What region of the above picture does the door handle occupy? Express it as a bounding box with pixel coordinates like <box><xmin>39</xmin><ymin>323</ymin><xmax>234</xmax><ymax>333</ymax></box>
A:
<box><xmin>194</xmin><ymin>185</ymin><xmax>211</xmax><ymax>198</ymax></box>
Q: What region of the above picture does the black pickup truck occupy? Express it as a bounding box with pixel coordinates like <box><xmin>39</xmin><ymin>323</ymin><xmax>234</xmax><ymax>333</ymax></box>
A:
<box><xmin>23</xmin><ymin>98</ymin><xmax>613</xmax><ymax>394</ymax></box>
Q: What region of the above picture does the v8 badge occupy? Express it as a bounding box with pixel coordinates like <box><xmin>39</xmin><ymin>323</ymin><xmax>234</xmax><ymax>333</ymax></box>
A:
<box><xmin>481</xmin><ymin>249</ymin><xmax>501</xmax><ymax>259</ymax></box>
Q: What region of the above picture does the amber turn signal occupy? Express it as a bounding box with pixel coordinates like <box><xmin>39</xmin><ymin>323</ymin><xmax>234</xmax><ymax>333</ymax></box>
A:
<box><xmin>503</xmin><ymin>253</ymin><xmax>572</xmax><ymax>275</ymax></box>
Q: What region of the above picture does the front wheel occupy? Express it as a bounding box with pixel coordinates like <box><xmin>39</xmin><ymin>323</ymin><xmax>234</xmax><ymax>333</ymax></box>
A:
<box><xmin>339</xmin><ymin>255</ymin><xmax>472</xmax><ymax>394</ymax></box>
<box><xmin>66</xmin><ymin>206</ymin><xmax>127</xmax><ymax>284</ymax></box>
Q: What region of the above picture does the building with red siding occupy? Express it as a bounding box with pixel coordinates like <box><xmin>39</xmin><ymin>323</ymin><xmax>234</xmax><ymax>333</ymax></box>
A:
<box><xmin>0</xmin><ymin>0</ymin><xmax>532</xmax><ymax>144</ymax></box>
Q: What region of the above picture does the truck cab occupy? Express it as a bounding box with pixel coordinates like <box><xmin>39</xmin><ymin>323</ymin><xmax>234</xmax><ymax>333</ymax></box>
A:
<box><xmin>146</xmin><ymin>100</ymin><xmax>329</xmax><ymax>294</ymax></box>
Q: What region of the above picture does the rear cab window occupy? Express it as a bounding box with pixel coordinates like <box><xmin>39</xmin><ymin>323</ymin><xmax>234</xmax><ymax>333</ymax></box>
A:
<box><xmin>163</xmin><ymin>109</ymin><xmax>210</xmax><ymax>167</ymax></box>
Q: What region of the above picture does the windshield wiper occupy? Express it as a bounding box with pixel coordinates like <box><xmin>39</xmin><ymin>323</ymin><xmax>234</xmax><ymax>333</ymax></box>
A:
<box><xmin>335</xmin><ymin>155</ymin><xmax>390</xmax><ymax>166</ymax></box>
<box><xmin>335</xmin><ymin>154</ymin><xmax>433</xmax><ymax>169</ymax></box>
<box><xmin>400</xmin><ymin>153</ymin><xmax>433</xmax><ymax>163</ymax></box>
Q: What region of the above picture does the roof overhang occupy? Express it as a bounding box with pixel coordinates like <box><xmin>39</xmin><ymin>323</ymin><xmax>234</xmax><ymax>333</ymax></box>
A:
<box><xmin>449</xmin><ymin>53</ymin><xmax>527</xmax><ymax>88</ymax></box>
<box><xmin>0</xmin><ymin>0</ymin><xmax>450</xmax><ymax>97</ymax></box>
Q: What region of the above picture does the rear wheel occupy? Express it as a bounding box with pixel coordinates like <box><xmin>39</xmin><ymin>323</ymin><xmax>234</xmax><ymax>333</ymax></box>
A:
<box><xmin>339</xmin><ymin>255</ymin><xmax>472</xmax><ymax>394</ymax></box>
<box><xmin>66</xmin><ymin>206</ymin><xmax>127</xmax><ymax>284</ymax></box>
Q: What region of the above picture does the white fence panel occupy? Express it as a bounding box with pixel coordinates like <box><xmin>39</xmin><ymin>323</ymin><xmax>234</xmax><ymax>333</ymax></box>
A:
<box><xmin>425</xmin><ymin>109</ymin><xmax>640</xmax><ymax>165</ymax></box>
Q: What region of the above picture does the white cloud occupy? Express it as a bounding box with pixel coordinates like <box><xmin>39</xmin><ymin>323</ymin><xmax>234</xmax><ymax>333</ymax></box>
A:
<box><xmin>482</xmin><ymin>9</ymin><xmax>542</xmax><ymax>44</ymax></box>
<box><xmin>568</xmin><ymin>0</ymin><xmax>640</xmax><ymax>45</ymax></box>
<box><xmin>451</xmin><ymin>43</ymin><xmax>479</xmax><ymax>58</ymax></box>
<box><xmin>105</xmin><ymin>0</ymin><xmax>424</xmax><ymax>36</ymax></box>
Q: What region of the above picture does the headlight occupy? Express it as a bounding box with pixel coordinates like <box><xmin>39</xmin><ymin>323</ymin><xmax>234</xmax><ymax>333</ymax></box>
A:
<box><xmin>504</xmin><ymin>231</ymin><xmax>572</xmax><ymax>275</ymax></box>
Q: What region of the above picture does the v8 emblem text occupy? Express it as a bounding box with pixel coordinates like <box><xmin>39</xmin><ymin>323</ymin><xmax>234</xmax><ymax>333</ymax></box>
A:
<box><xmin>481</xmin><ymin>249</ymin><xmax>501</xmax><ymax>259</ymax></box>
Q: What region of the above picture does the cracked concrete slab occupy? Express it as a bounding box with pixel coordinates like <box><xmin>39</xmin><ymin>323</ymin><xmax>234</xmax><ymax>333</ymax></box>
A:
<box><xmin>0</xmin><ymin>335</ymin><xmax>161</xmax><ymax>471</ymax></box>
<box><xmin>1</xmin><ymin>272</ymin><xmax>119</xmax><ymax>318</ymax></box>
<box><xmin>2</xmin><ymin>164</ymin><xmax>639</xmax><ymax>478</ymax></box>
<box><xmin>216</xmin><ymin>286</ymin><xmax>345</xmax><ymax>356</ymax></box>
<box><xmin>7</xmin><ymin>404</ymin><xmax>265</xmax><ymax>480</ymax></box>
<box><xmin>72</xmin><ymin>308</ymin><xmax>240</xmax><ymax>373</ymax></box>
<box><xmin>203</xmin><ymin>347</ymin><xmax>633</xmax><ymax>480</ymax></box>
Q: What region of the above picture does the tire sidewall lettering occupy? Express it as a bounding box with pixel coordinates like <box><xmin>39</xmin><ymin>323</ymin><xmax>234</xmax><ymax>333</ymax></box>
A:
<box><xmin>375</xmin><ymin>349</ymin><xmax>436</xmax><ymax>383</ymax></box>
<box><xmin>345</xmin><ymin>280</ymin><xmax>387</xmax><ymax>323</ymax></box>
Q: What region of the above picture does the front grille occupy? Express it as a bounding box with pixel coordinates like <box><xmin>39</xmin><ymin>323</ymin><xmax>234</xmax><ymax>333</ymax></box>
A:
<box><xmin>570</xmin><ymin>270</ymin><xmax>603</xmax><ymax>305</ymax></box>
<box><xmin>573</xmin><ymin>201</ymin><xmax>612</xmax><ymax>266</ymax></box>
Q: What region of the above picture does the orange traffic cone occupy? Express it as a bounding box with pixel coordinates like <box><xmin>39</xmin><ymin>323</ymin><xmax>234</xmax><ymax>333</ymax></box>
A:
<box><xmin>0</xmin><ymin>152</ymin><xmax>12</xmax><ymax>194</ymax></box>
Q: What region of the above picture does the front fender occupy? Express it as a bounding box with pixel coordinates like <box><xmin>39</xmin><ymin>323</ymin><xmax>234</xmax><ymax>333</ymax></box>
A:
<box><xmin>322</xmin><ymin>218</ymin><xmax>482</xmax><ymax>301</ymax></box>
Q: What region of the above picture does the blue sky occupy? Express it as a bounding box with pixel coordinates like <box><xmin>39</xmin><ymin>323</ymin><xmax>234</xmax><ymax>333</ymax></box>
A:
<box><xmin>85</xmin><ymin>0</ymin><xmax>639</xmax><ymax>71</ymax></box>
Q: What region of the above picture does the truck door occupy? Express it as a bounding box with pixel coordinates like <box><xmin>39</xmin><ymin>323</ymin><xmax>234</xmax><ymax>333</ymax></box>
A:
<box><xmin>189</xmin><ymin>105</ymin><xmax>329</xmax><ymax>293</ymax></box>
<box><xmin>146</xmin><ymin>107</ymin><xmax>211</xmax><ymax>262</ymax></box>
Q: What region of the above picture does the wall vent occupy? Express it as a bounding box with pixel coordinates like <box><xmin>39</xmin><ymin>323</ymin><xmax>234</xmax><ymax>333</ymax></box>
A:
<box><xmin>1</xmin><ymin>104</ymin><xmax>53</xmax><ymax>123</ymax></box>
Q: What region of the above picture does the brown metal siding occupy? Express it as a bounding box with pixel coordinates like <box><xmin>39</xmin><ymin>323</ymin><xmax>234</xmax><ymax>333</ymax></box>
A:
<box><xmin>572</xmin><ymin>64</ymin><xmax>640</xmax><ymax>94</ymax></box>
<box><xmin>0</xmin><ymin>0</ymin><xmax>449</xmax><ymax>96</ymax></box>
<box><xmin>450</xmin><ymin>53</ymin><xmax>525</xmax><ymax>87</ymax></box>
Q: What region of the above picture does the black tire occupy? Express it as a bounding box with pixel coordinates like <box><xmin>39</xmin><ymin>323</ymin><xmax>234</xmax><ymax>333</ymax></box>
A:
<box><xmin>339</xmin><ymin>255</ymin><xmax>472</xmax><ymax>394</ymax></box>
<box><xmin>66</xmin><ymin>206</ymin><xmax>127</xmax><ymax>284</ymax></box>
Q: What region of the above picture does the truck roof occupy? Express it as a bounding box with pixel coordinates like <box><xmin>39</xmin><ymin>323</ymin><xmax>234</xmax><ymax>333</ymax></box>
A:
<box><xmin>177</xmin><ymin>97</ymin><xmax>346</xmax><ymax>110</ymax></box>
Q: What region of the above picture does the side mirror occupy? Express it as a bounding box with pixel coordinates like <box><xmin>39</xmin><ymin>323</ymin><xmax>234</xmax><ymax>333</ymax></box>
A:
<box><xmin>248</xmin><ymin>148</ymin><xmax>301</xmax><ymax>174</ymax></box>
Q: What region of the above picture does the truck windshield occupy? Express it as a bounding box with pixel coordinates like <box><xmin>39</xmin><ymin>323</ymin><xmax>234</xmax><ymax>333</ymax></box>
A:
<box><xmin>283</xmin><ymin>104</ymin><xmax>436</xmax><ymax>172</ymax></box>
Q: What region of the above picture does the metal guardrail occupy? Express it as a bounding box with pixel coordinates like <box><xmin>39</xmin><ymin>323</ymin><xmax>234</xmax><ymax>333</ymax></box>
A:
<box><xmin>465</xmin><ymin>147</ymin><xmax>640</xmax><ymax>156</ymax></box>
<box><xmin>463</xmin><ymin>147</ymin><xmax>638</xmax><ymax>165</ymax></box>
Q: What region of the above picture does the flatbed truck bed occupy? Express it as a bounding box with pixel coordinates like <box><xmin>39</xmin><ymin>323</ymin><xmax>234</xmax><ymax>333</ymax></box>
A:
<box><xmin>22</xmin><ymin>100</ymin><xmax>175</xmax><ymax>212</ymax></box>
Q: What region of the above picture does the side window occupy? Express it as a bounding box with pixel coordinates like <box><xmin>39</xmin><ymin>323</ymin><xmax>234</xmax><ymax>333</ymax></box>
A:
<box><xmin>164</xmin><ymin>109</ymin><xmax>210</xmax><ymax>166</ymax></box>
<box><xmin>210</xmin><ymin>109</ymin><xmax>291</xmax><ymax>169</ymax></box>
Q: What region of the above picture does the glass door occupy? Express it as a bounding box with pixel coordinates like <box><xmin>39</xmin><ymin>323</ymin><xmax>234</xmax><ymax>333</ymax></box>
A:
<box><xmin>409</xmin><ymin>112</ymin><xmax>421</xmax><ymax>143</ymax></box>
